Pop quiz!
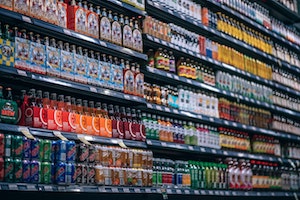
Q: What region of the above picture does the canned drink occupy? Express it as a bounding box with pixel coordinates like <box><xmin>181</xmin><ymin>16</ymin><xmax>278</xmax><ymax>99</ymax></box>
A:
<box><xmin>41</xmin><ymin>162</ymin><xmax>51</xmax><ymax>184</ymax></box>
<box><xmin>51</xmin><ymin>141</ymin><xmax>57</xmax><ymax>162</ymax></box>
<box><xmin>13</xmin><ymin>135</ymin><xmax>23</xmax><ymax>158</ymax></box>
<box><xmin>88</xmin><ymin>145</ymin><xmax>96</xmax><ymax>163</ymax></box>
<box><xmin>23</xmin><ymin>137</ymin><xmax>31</xmax><ymax>159</ymax></box>
<box><xmin>4</xmin><ymin>134</ymin><xmax>13</xmax><ymax>157</ymax></box>
<box><xmin>22</xmin><ymin>159</ymin><xmax>31</xmax><ymax>183</ymax></box>
<box><xmin>30</xmin><ymin>160</ymin><xmax>41</xmax><ymax>183</ymax></box>
<box><xmin>56</xmin><ymin>140</ymin><xmax>66</xmax><ymax>162</ymax></box>
<box><xmin>66</xmin><ymin>162</ymin><xmax>75</xmax><ymax>184</ymax></box>
<box><xmin>74</xmin><ymin>163</ymin><xmax>83</xmax><ymax>184</ymax></box>
<box><xmin>66</xmin><ymin>141</ymin><xmax>76</xmax><ymax>162</ymax></box>
<box><xmin>51</xmin><ymin>162</ymin><xmax>55</xmax><ymax>184</ymax></box>
<box><xmin>14</xmin><ymin>158</ymin><xmax>23</xmax><ymax>182</ymax></box>
<box><xmin>42</xmin><ymin>139</ymin><xmax>52</xmax><ymax>162</ymax></box>
<box><xmin>31</xmin><ymin>138</ymin><xmax>40</xmax><ymax>160</ymax></box>
<box><xmin>4</xmin><ymin>157</ymin><xmax>14</xmax><ymax>182</ymax></box>
<box><xmin>87</xmin><ymin>164</ymin><xmax>95</xmax><ymax>184</ymax></box>
<box><xmin>77</xmin><ymin>143</ymin><xmax>89</xmax><ymax>163</ymax></box>
<box><xmin>0</xmin><ymin>133</ymin><xmax>4</xmax><ymax>157</ymax></box>
<box><xmin>82</xmin><ymin>163</ymin><xmax>88</xmax><ymax>184</ymax></box>
<box><xmin>0</xmin><ymin>157</ymin><xmax>4</xmax><ymax>181</ymax></box>
<box><xmin>55</xmin><ymin>161</ymin><xmax>66</xmax><ymax>184</ymax></box>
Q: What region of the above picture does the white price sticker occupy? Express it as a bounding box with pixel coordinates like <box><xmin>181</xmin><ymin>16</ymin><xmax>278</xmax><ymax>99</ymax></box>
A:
<box><xmin>174</xmin><ymin>75</ymin><xmax>180</xmax><ymax>80</ymax></box>
<box><xmin>63</xmin><ymin>29</ymin><xmax>72</xmax><ymax>35</ymax></box>
<box><xmin>19</xmin><ymin>127</ymin><xmax>35</xmax><ymax>139</ymax></box>
<box><xmin>156</xmin><ymin>106</ymin><xmax>163</xmax><ymax>111</ymax></box>
<box><xmin>161</xmin><ymin>142</ymin><xmax>167</xmax><ymax>147</ymax></box>
<box><xmin>90</xmin><ymin>87</ymin><xmax>97</xmax><ymax>93</ymax></box>
<box><xmin>53</xmin><ymin>131</ymin><xmax>68</xmax><ymax>141</ymax></box>
<box><xmin>211</xmin><ymin>149</ymin><xmax>217</xmax><ymax>154</ymax></box>
<box><xmin>164</xmin><ymin>107</ymin><xmax>170</xmax><ymax>112</ymax></box>
<box><xmin>22</xmin><ymin>16</ymin><xmax>32</xmax><ymax>23</ymax></box>
<box><xmin>99</xmin><ymin>41</ymin><xmax>107</xmax><ymax>47</ymax></box>
<box><xmin>17</xmin><ymin>69</ymin><xmax>27</xmax><ymax>76</ymax></box>
<box><xmin>200</xmin><ymin>148</ymin><xmax>206</xmax><ymax>152</ymax></box>
<box><xmin>162</xmin><ymin>41</ymin><xmax>167</xmax><ymax>46</ymax></box>
<box><xmin>188</xmin><ymin>146</ymin><xmax>194</xmax><ymax>151</ymax></box>
<box><xmin>77</xmin><ymin>135</ymin><xmax>92</xmax><ymax>145</ymax></box>
<box><xmin>124</xmin><ymin>95</ymin><xmax>130</xmax><ymax>100</ymax></box>
<box><xmin>187</xmin><ymin>79</ymin><xmax>192</xmax><ymax>84</ymax></box>
<box><xmin>166</xmin><ymin>73</ymin><xmax>173</xmax><ymax>78</ymax></box>
<box><xmin>173</xmin><ymin>109</ymin><xmax>179</xmax><ymax>114</ymax></box>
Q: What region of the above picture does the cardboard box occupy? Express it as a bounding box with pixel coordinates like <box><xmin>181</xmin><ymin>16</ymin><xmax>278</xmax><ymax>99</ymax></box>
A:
<box><xmin>0</xmin><ymin>39</ymin><xmax>14</xmax><ymax>67</ymax></box>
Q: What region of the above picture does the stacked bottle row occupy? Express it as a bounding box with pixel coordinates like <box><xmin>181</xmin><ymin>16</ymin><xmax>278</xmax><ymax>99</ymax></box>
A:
<box><xmin>0</xmin><ymin>25</ymin><xmax>144</xmax><ymax>95</ymax></box>
<box><xmin>272</xmin><ymin>90</ymin><xmax>300</xmax><ymax>112</ymax></box>
<box><xmin>284</xmin><ymin>143</ymin><xmax>300</xmax><ymax>160</ymax></box>
<box><xmin>216</xmin><ymin>71</ymin><xmax>273</xmax><ymax>104</ymax></box>
<box><xmin>147</xmin><ymin>49</ymin><xmax>216</xmax><ymax>86</ymax></box>
<box><xmin>251</xmin><ymin>135</ymin><xmax>281</xmax><ymax>156</ymax></box>
<box><xmin>143</xmin><ymin>17</ymin><xmax>272</xmax><ymax>80</ymax></box>
<box><xmin>272</xmin><ymin>115</ymin><xmax>300</xmax><ymax>136</ymax></box>
<box><xmin>94</xmin><ymin>145</ymin><xmax>153</xmax><ymax>186</ymax></box>
<box><xmin>142</xmin><ymin>113</ymin><xmax>220</xmax><ymax>148</ymax></box>
<box><xmin>219</xmin><ymin>128</ymin><xmax>251</xmax><ymax>152</ymax></box>
<box><xmin>144</xmin><ymin>83</ymin><xmax>219</xmax><ymax>118</ymax></box>
<box><xmin>218</xmin><ymin>98</ymin><xmax>271</xmax><ymax>129</ymax></box>
<box><xmin>216</xmin><ymin>0</ymin><xmax>300</xmax><ymax>47</ymax></box>
<box><xmin>0</xmin><ymin>1</ymin><xmax>143</xmax><ymax>52</ymax></box>
<box><xmin>13</xmin><ymin>88</ymin><xmax>146</xmax><ymax>141</ymax></box>
<box><xmin>272</xmin><ymin>67</ymin><xmax>300</xmax><ymax>92</ymax></box>
<box><xmin>215</xmin><ymin>12</ymin><xmax>300</xmax><ymax>68</ymax></box>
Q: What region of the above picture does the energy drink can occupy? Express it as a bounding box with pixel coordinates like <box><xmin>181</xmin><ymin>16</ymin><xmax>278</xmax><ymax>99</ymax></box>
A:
<box><xmin>22</xmin><ymin>159</ymin><xmax>31</xmax><ymax>183</ymax></box>
<box><xmin>56</xmin><ymin>140</ymin><xmax>66</xmax><ymax>162</ymax></box>
<box><xmin>12</xmin><ymin>135</ymin><xmax>23</xmax><ymax>158</ymax></box>
<box><xmin>23</xmin><ymin>137</ymin><xmax>31</xmax><ymax>160</ymax></box>
<box><xmin>31</xmin><ymin>138</ymin><xmax>40</xmax><ymax>160</ymax></box>
<box><xmin>88</xmin><ymin>145</ymin><xmax>96</xmax><ymax>163</ymax></box>
<box><xmin>42</xmin><ymin>139</ymin><xmax>52</xmax><ymax>162</ymax></box>
<box><xmin>87</xmin><ymin>164</ymin><xmax>95</xmax><ymax>184</ymax></box>
<box><xmin>66</xmin><ymin>141</ymin><xmax>76</xmax><ymax>162</ymax></box>
<box><xmin>55</xmin><ymin>161</ymin><xmax>66</xmax><ymax>184</ymax></box>
<box><xmin>14</xmin><ymin>158</ymin><xmax>23</xmax><ymax>182</ymax></box>
<box><xmin>4</xmin><ymin>157</ymin><xmax>14</xmax><ymax>182</ymax></box>
<box><xmin>30</xmin><ymin>160</ymin><xmax>41</xmax><ymax>183</ymax></box>
<box><xmin>41</xmin><ymin>162</ymin><xmax>51</xmax><ymax>184</ymax></box>
<box><xmin>4</xmin><ymin>134</ymin><xmax>13</xmax><ymax>157</ymax></box>
<box><xmin>51</xmin><ymin>141</ymin><xmax>57</xmax><ymax>162</ymax></box>
<box><xmin>77</xmin><ymin>143</ymin><xmax>89</xmax><ymax>163</ymax></box>
<box><xmin>66</xmin><ymin>162</ymin><xmax>75</xmax><ymax>184</ymax></box>
<box><xmin>74</xmin><ymin>163</ymin><xmax>83</xmax><ymax>184</ymax></box>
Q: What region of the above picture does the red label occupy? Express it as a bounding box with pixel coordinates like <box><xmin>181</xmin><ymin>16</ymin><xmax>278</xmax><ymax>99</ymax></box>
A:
<box><xmin>62</xmin><ymin>111</ymin><xmax>71</xmax><ymax>132</ymax></box>
<box><xmin>123</xmin><ymin>121</ymin><xmax>130</xmax><ymax>140</ymax></box>
<box><xmin>112</xmin><ymin>120</ymin><xmax>124</xmax><ymax>139</ymax></box>
<box><xmin>92</xmin><ymin>116</ymin><xmax>100</xmax><ymax>136</ymax></box>
<box><xmin>0</xmin><ymin>158</ymin><xmax>4</xmax><ymax>181</ymax></box>
<box><xmin>32</xmin><ymin>106</ymin><xmax>43</xmax><ymax>128</ymax></box>
<box><xmin>47</xmin><ymin>109</ymin><xmax>57</xmax><ymax>130</ymax></box>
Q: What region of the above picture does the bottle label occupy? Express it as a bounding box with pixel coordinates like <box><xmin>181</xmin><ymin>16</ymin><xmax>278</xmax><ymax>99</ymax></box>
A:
<box><xmin>44</xmin><ymin>0</ymin><xmax>58</xmax><ymax>24</ymax></box>
<box><xmin>178</xmin><ymin>65</ymin><xmax>186</xmax><ymax>77</ymax></box>
<box><xmin>112</xmin><ymin>21</ymin><xmax>122</xmax><ymax>45</ymax></box>
<box><xmin>100</xmin><ymin>17</ymin><xmax>112</xmax><ymax>41</ymax></box>
<box><xmin>57</xmin><ymin>2</ymin><xmax>67</xmax><ymax>28</ymax></box>
<box><xmin>87</xmin><ymin>12</ymin><xmax>99</xmax><ymax>38</ymax></box>
<box><xmin>85</xmin><ymin>115</ymin><xmax>93</xmax><ymax>135</ymax></box>
<box><xmin>74</xmin><ymin>53</ymin><xmax>88</xmax><ymax>83</ymax></box>
<box><xmin>124</xmin><ymin>70</ymin><xmax>134</xmax><ymax>94</ymax></box>
<box><xmin>134</xmin><ymin>73</ymin><xmax>144</xmax><ymax>97</ymax></box>
<box><xmin>0</xmin><ymin>38</ymin><xmax>14</xmax><ymax>68</ymax></box>
<box><xmin>123</xmin><ymin>25</ymin><xmax>132</xmax><ymax>48</ymax></box>
<box><xmin>75</xmin><ymin>8</ymin><xmax>87</xmax><ymax>33</ymax></box>
<box><xmin>60</xmin><ymin>50</ymin><xmax>74</xmax><ymax>80</ymax></box>
<box><xmin>46</xmin><ymin>46</ymin><xmax>61</xmax><ymax>77</ymax></box>
<box><xmin>87</xmin><ymin>57</ymin><xmax>100</xmax><ymax>86</ymax></box>
<box><xmin>15</xmin><ymin>37</ymin><xmax>30</xmax><ymax>71</ymax></box>
<box><xmin>132</xmin><ymin>29</ymin><xmax>143</xmax><ymax>52</ymax></box>
<box><xmin>0</xmin><ymin>0</ymin><xmax>14</xmax><ymax>10</ymax></box>
<box><xmin>92</xmin><ymin>116</ymin><xmax>100</xmax><ymax>135</ymax></box>
<box><xmin>100</xmin><ymin>118</ymin><xmax>112</xmax><ymax>138</ymax></box>
<box><xmin>169</xmin><ymin>59</ymin><xmax>175</xmax><ymax>73</ymax></box>
<box><xmin>155</xmin><ymin>56</ymin><xmax>164</xmax><ymax>69</ymax></box>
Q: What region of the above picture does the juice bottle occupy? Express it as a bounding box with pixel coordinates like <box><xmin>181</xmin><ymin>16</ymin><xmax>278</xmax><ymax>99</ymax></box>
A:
<box><xmin>177</xmin><ymin>57</ymin><xmax>186</xmax><ymax>77</ymax></box>
<box><xmin>99</xmin><ymin>103</ymin><xmax>112</xmax><ymax>138</ymax></box>
<box><xmin>54</xmin><ymin>94</ymin><xmax>64</xmax><ymax>131</ymax></box>
<box><xmin>111</xmin><ymin>12</ymin><xmax>122</xmax><ymax>46</ymax></box>
<box><xmin>122</xmin><ymin>16</ymin><xmax>133</xmax><ymax>49</ymax></box>
<box><xmin>75</xmin><ymin>99</ymin><xmax>83</xmax><ymax>134</ymax></box>
<box><xmin>136</xmin><ymin>109</ymin><xmax>146</xmax><ymax>141</ymax></box>
<box><xmin>84</xmin><ymin>100</ymin><xmax>93</xmax><ymax>135</ymax></box>
<box><xmin>100</xmin><ymin>8</ymin><xmax>112</xmax><ymax>42</ymax></box>
<box><xmin>87</xmin><ymin>4</ymin><xmax>99</xmax><ymax>39</ymax></box>
<box><xmin>169</xmin><ymin>51</ymin><xmax>176</xmax><ymax>74</ymax></box>
<box><xmin>130</xmin><ymin>108</ymin><xmax>138</xmax><ymax>141</ymax></box>
<box><xmin>112</xmin><ymin>105</ymin><xmax>124</xmax><ymax>139</ymax></box>
<box><xmin>132</xmin><ymin>20</ymin><xmax>143</xmax><ymax>53</ymax></box>
<box><xmin>147</xmin><ymin>49</ymin><xmax>154</xmax><ymax>68</ymax></box>
<box><xmin>165</xmin><ymin>117</ymin><xmax>173</xmax><ymax>142</ymax></box>
<box><xmin>154</xmin><ymin>48</ymin><xmax>164</xmax><ymax>70</ymax></box>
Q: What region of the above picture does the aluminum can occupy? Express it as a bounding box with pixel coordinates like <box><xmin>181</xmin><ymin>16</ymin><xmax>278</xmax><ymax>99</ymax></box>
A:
<box><xmin>30</xmin><ymin>160</ymin><xmax>41</xmax><ymax>183</ymax></box>
<box><xmin>12</xmin><ymin>135</ymin><xmax>23</xmax><ymax>158</ymax></box>
<box><xmin>56</xmin><ymin>140</ymin><xmax>66</xmax><ymax>161</ymax></box>
<box><xmin>66</xmin><ymin>141</ymin><xmax>76</xmax><ymax>162</ymax></box>
<box><xmin>4</xmin><ymin>134</ymin><xmax>13</xmax><ymax>157</ymax></box>
<box><xmin>66</xmin><ymin>162</ymin><xmax>75</xmax><ymax>184</ymax></box>
<box><xmin>41</xmin><ymin>139</ymin><xmax>52</xmax><ymax>162</ymax></box>
<box><xmin>23</xmin><ymin>137</ymin><xmax>31</xmax><ymax>159</ymax></box>
<box><xmin>55</xmin><ymin>161</ymin><xmax>66</xmax><ymax>184</ymax></box>
<box><xmin>14</xmin><ymin>158</ymin><xmax>22</xmax><ymax>182</ymax></box>
<box><xmin>41</xmin><ymin>162</ymin><xmax>51</xmax><ymax>184</ymax></box>
<box><xmin>31</xmin><ymin>138</ymin><xmax>40</xmax><ymax>160</ymax></box>
<box><xmin>0</xmin><ymin>133</ymin><xmax>5</xmax><ymax>157</ymax></box>
<box><xmin>77</xmin><ymin>143</ymin><xmax>89</xmax><ymax>163</ymax></box>
<box><xmin>22</xmin><ymin>159</ymin><xmax>31</xmax><ymax>183</ymax></box>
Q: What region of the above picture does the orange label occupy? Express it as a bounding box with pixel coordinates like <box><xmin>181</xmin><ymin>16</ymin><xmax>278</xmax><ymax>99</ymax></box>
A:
<box><xmin>75</xmin><ymin>113</ymin><xmax>82</xmax><ymax>134</ymax></box>
<box><xmin>92</xmin><ymin>116</ymin><xmax>100</xmax><ymax>136</ymax></box>
<box><xmin>54</xmin><ymin>110</ymin><xmax>63</xmax><ymax>131</ymax></box>
<box><xmin>80</xmin><ymin>115</ymin><xmax>88</xmax><ymax>134</ymax></box>
<box><xmin>99</xmin><ymin>118</ymin><xmax>112</xmax><ymax>138</ymax></box>
<box><xmin>85</xmin><ymin>115</ymin><xmax>93</xmax><ymax>135</ymax></box>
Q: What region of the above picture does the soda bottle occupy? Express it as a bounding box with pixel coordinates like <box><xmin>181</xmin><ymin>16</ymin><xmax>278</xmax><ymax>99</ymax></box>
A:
<box><xmin>0</xmin><ymin>87</ymin><xmax>18</xmax><ymax>124</ymax></box>
<box><xmin>99</xmin><ymin>103</ymin><xmax>112</xmax><ymax>138</ymax></box>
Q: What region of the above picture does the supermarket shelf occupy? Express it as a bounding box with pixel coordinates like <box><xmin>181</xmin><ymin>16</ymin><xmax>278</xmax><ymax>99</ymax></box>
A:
<box><xmin>0</xmin><ymin>182</ymin><xmax>299</xmax><ymax>197</ymax></box>
<box><xmin>0</xmin><ymin>8</ymin><xmax>147</xmax><ymax>61</ymax></box>
<box><xmin>146</xmin><ymin>139</ymin><xmax>297</xmax><ymax>164</ymax></box>
<box><xmin>98</xmin><ymin>0</ymin><xmax>147</xmax><ymax>16</ymax></box>
<box><xmin>142</xmin><ymin>102</ymin><xmax>300</xmax><ymax>142</ymax></box>
<box><xmin>0</xmin><ymin>66</ymin><xmax>145</xmax><ymax>104</ymax></box>
<box><xmin>205</xmin><ymin>0</ymin><xmax>300</xmax><ymax>53</ymax></box>
<box><xmin>144</xmin><ymin>66</ymin><xmax>300</xmax><ymax>120</ymax></box>
<box><xmin>146</xmin><ymin>0</ymin><xmax>300</xmax><ymax>75</ymax></box>
<box><xmin>143</xmin><ymin>34</ymin><xmax>274</xmax><ymax>88</ymax></box>
<box><xmin>0</xmin><ymin>123</ymin><xmax>147</xmax><ymax>148</ymax></box>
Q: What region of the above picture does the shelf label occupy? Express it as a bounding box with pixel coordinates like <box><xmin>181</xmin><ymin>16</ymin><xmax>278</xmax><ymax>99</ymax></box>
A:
<box><xmin>53</xmin><ymin>131</ymin><xmax>68</xmax><ymax>141</ymax></box>
<box><xmin>180</xmin><ymin>15</ymin><xmax>186</xmax><ymax>20</ymax></box>
<box><xmin>123</xmin><ymin>188</ymin><xmax>130</xmax><ymax>193</ymax></box>
<box><xmin>77</xmin><ymin>135</ymin><xmax>92</xmax><ymax>145</ymax></box>
<box><xmin>197</xmin><ymin>115</ymin><xmax>202</xmax><ymax>120</ymax></box>
<box><xmin>63</xmin><ymin>29</ymin><xmax>72</xmax><ymax>36</ymax></box>
<box><xmin>176</xmin><ymin>189</ymin><xmax>182</xmax><ymax>194</ymax></box>
<box><xmin>181</xmin><ymin>48</ymin><xmax>187</xmax><ymax>53</ymax></box>
<box><xmin>164</xmin><ymin>107</ymin><xmax>170</xmax><ymax>112</ymax></box>
<box><xmin>145</xmin><ymin>188</ymin><xmax>152</xmax><ymax>193</ymax></box>
<box><xmin>232</xmin><ymin>122</ymin><xmax>237</xmax><ymax>127</ymax></box>
<box><xmin>194</xmin><ymin>190</ymin><xmax>200</xmax><ymax>195</ymax></box>
<box><xmin>162</xmin><ymin>41</ymin><xmax>167</xmax><ymax>46</ymax></box>
<box><xmin>200</xmin><ymin>190</ymin><xmax>206</xmax><ymax>195</ymax></box>
<box><xmin>134</xmin><ymin>188</ymin><xmax>141</xmax><ymax>193</ymax></box>
<box><xmin>173</xmin><ymin>109</ymin><xmax>179</xmax><ymax>114</ymax></box>
<box><xmin>211</xmin><ymin>149</ymin><xmax>217</xmax><ymax>154</ymax></box>
<box><xmin>161</xmin><ymin>142</ymin><xmax>167</xmax><ymax>147</ymax></box>
<box><xmin>17</xmin><ymin>69</ymin><xmax>27</xmax><ymax>76</ymax></box>
<box><xmin>173</xmin><ymin>75</ymin><xmax>180</xmax><ymax>80</ymax></box>
<box><xmin>156</xmin><ymin>106</ymin><xmax>163</xmax><ymax>111</ymax></box>
<box><xmin>186</xmin><ymin>79</ymin><xmax>192</xmax><ymax>84</ymax></box>
<box><xmin>200</xmin><ymin>147</ymin><xmax>206</xmax><ymax>152</ymax></box>
<box><xmin>294</xmin><ymin>192</ymin><xmax>299</xmax><ymax>200</ymax></box>
<box><xmin>124</xmin><ymin>94</ymin><xmax>131</xmax><ymax>100</ymax></box>
<box><xmin>188</xmin><ymin>146</ymin><xmax>194</xmax><ymax>151</ymax></box>
<box><xmin>19</xmin><ymin>127</ymin><xmax>35</xmax><ymax>139</ymax></box>
<box><xmin>242</xmin><ymin>125</ymin><xmax>247</xmax><ymax>129</ymax></box>
<box><xmin>223</xmin><ymin>151</ymin><xmax>228</xmax><ymax>155</ymax></box>
<box><xmin>189</xmin><ymin>50</ymin><xmax>194</xmax><ymax>55</ymax></box>
<box><xmin>208</xmin><ymin>191</ymin><xmax>214</xmax><ymax>195</ymax></box>
<box><xmin>167</xmin><ymin>9</ymin><xmax>174</xmax><ymax>15</ymax></box>
<box><xmin>232</xmin><ymin>191</ymin><xmax>237</xmax><ymax>196</ymax></box>
<box><xmin>154</xmin><ymin>38</ymin><xmax>160</xmax><ymax>43</ymax></box>
<box><xmin>22</xmin><ymin>15</ymin><xmax>32</xmax><ymax>23</ymax></box>
<box><xmin>90</xmin><ymin>87</ymin><xmax>97</xmax><ymax>93</ymax></box>
<box><xmin>184</xmin><ymin>189</ymin><xmax>190</xmax><ymax>194</ymax></box>
<box><xmin>99</xmin><ymin>41</ymin><xmax>107</xmax><ymax>47</ymax></box>
<box><xmin>147</xmin><ymin>103</ymin><xmax>153</xmax><ymax>109</ymax></box>
<box><xmin>166</xmin><ymin>73</ymin><xmax>173</xmax><ymax>78</ymax></box>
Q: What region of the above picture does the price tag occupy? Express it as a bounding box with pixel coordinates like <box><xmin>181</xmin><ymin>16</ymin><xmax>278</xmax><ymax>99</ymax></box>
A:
<box><xmin>257</xmin><ymin>192</ymin><xmax>261</xmax><ymax>196</ymax></box>
<box><xmin>232</xmin><ymin>122</ymin><xmax>237</xmax><ymax>127</ymax></box>
<box><xmin>225</xmin><ymin>191</ymin><xmax>230</xmax><ymax>195</ymax></box>
<box><xmin>99</xmin><ymin>41</ymin><xmax>107</xmax><ymax>47</ymax></box>
<box><xmin>211</xmin><ymin>149</ymin><xmax>217</xmax><ymax>154</ymax></box>
<box><xmin>215</xmin><ymin>191</ymin><xmax>220</xmax><ymax>195</ymax></box>
<box><xmin>147</xmin><ymin>103</ymin><xmax>153</xmax><ymax>109</ymax></box>
<box><xmin>164</xmin><ymin>107</ymin><xmax>170</xmax><ymax>112</ymax></box>
<box><xmin>223</xmin><ymin>151</ymin><xmax>228</xmax><ymax>155</ymax></box>
<box><xmin>184</xmin><ymin>190</ymin><xmax>190</xmax><ymax>194</ymax></box>
<box><xmin>176</xmin><ymin>189</ymin><xmax>182</xmax><ymax>194</ymax></box>
<box><xmin>124</xmin><ymin>94</ymin><xmax>130</xmax><ymax>100</ymax></box>
<box><xmin>63</xmin><ymin>29</ymin><xmax>72</xmax><ymax>35</ymax></box>
<box><xmin>19</xmin><ymin>127</ymin><xmax>35</xmax><ymax>139</ymax></box>
<box><xmin>111</xmin><ymin>187</ymin><xmax>118</xmax><ymax>193</ymax></box>
<box><xmin>294</xmin><ymin>192</ymin><xmax>299</xmax><ymax>200</ymax></box>
<box><xmin>173</xmin><ymin>109</ymin><xmax>179</xmax><ymax>114</ymax></box>
<box><xmin>188</xmin><ymin>146</ymin><xmax>194</xmax><ymax>151</ymax></box>
<box><xmin>211</xmin><ymin>29</ymin><xmax>216</xmax><ymax>34</ymax></box>
<box><xmin>208</xmin><ymin>191</ymin><xmax>213</xmax><ymax>195</ymax></box>
<box><xmin>189</xmin><ymin>50</ymin><xmax>194</xmax><ymax>55</ymax></box>
<box><xmin>224</xmin><ymin>121</ymin><xmax>229</xmax><ymax>125</ymax></box>
<box><xmin>90</xmin><ymin>87</ymin><xmax>97</xmax><ymax>93</ymax></box>
<box><xmin>174</xmin><ymin>45</ymin><xmax>180</xmax><ymax>50</ymax></box>
<box><xmin>145</xmin><ymin>188</ymin><xmax>152</xmax><ymax>193</ymax></box>
<box><xmin>21</xmin><ymin>16</ymin><xmax>32</xmax><ymax>24</ymax></box>
<box><xmin>117</xmin><ymin>139</ymin><xmax>128</xmax><ymax>148</ymax></box>
<box><xmin>156</xmin><ymin>106</ymin><xmax>163</xmax><ymax>111</ymax></box>
<box><xmin>167</xmin><ymin>9</ymin><xmax>174</xmax><ymax>15</ymax></box>
<box><xmin>44</xmin><ymin>186</ymin><xmax>53</xmax><ymax>191</ymax></box>
<box><xmin>198</xmin><ymin>115</ymin><xmax>202</xmax><ymax>120</ymax></box>
<box><xmin>200</xmin><ymin>190</ymin><xmax>206</xmax><ymax>195</ymax></box>
<box><xmin>134</xmin><ymin>188</ymin><xmax>141</xmax><ymax>193</ymax></box>
<box><xmin>174</xmin><ymin>75</ymin><xmax>180</xmax><ymax>80</ymax></box>
<box><xmin>154</xmin><ymin>38</ymin><xmax>160</xmax><ymax>43</ymax></box>
<box><xmin>200</xmin><ymin>148</ymin><xmax>206</xmax><ymax>152</ymax></box>
<box><xmin>169</xmin><ymin>43</ymin><xmax>174</xmax><ymax>48</ymax></box>
<box><xmin>161</xmin><ymin>142</ymin><xmax>167</xmax><ymax>147</ymax></box>
<box><xmin>17</xmin><ymin>69</ymin><xmax>27</xmax><ymax>76</ymax></box>
<box><xmin>242</xmin><ymin>125</ymin><xmax>246</xmax><ymax>129</ymax></box>
<box><xmin>180</xmin><ymin>15</ymin><xmax>186</xmax><ymax>20</ymax></box>
<box><xmin>166</xmin><ymin>73</ymin><xmax>173</xmax><ymax>78</ymax></box>
<box><xmin>9</xmin><ymin>184</ymin><xmax>18</xmax><ymax>191</ymax></box>
<box><xmin>114</xmin><ymin>0</ymin><xmax>122</xmax><ymax>6</ymax></box>
<box><xmin>194</xmin><ymin>190</ymin><xmax>200</xmax><ymax>195</ymax></box>
<box><xmin>53</xmin><ymin>131</ymin><xmax>68</xmax><ymax>141</ymax></box>
<box><xmin>162</xmin><ymin>41</ymin><xmax>167</xmax><ymax>46</ymax></box>
<box><xmin>122</xmin><ymin>188</ymin><xmax>129</xmax><ymax>193</ymax></box>
<box><xmin>187</xmin><ymin>79</ymin><xmax>192</xmax><ymax>84</ymax></box>
<box><xmin>182</xmin><ymin>48</ymin><xmax>187</xmax><ymax>53</ymax></box>
<box><xmin>209</xmin><ymin>117</ymin><xmax>214</xmax><ymax>122</ymax></box>
<box><xmin>77</xmin><ymin>135</ymin><xmax>92</xmax><ymax>145</ymax></box>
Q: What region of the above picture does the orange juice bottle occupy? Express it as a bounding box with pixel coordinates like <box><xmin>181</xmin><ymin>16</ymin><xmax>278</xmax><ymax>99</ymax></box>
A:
<box><xmin>75</xmin><ymin>99</ymin><xmax>83</xmax><ymax>134</ymax></box>
<box><xmin>100</xmin><ymin>103</ymin><xmax>112</xmax><ymax>138</ymax></box>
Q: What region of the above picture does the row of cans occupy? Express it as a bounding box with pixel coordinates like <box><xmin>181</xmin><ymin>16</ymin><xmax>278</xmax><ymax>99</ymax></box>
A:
<box><xmin>0</xmin><ymin>157</ymin><xmax>51</xmax><ymax>183</ymax></box>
